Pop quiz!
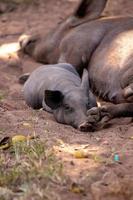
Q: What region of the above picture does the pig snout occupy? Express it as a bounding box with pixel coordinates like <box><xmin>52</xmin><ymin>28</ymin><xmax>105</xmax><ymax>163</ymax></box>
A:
<box><xmin>78</xmin><ymin>121</ymin><xmax>93</xmax><ymax>132</ymax></box>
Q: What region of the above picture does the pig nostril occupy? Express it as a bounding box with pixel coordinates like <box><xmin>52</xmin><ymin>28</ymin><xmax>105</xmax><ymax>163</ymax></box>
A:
<box><xmin>79</xmin><ymin>123</ymin><xmax>90</xmax><ymax>132</ymax></box>
<box><xmin>79</xmin><ymin>126</ymin><xmax>87</xmax><ymax>132</ymax></box>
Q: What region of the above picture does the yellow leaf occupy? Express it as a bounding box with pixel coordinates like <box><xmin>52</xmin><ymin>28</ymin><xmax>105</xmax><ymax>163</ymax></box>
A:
<box><xmin>0</xmin><ymin>134</ymin><xmax>38</xmax><ymax>149</ymax></box>
<box><xmin>73</xmin><ymin>150</ymin><xmax>88</xmax><ymax>158</ymax></box>
<box><xmin>12</xmin><ymin>135</ymin><xmax>27</xmax><ymax>144</ymax></box>
<box><xmin>12</xmin><ymin>134</ymin><xmax>38</xmax><ymax>144</ymax></box>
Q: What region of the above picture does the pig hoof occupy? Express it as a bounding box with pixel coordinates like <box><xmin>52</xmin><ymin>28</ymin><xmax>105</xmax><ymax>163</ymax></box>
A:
<box><xmin>87</xmin><ymin>106</ymin><xmax>111</xmax><ymax>125</ymax></box>
<box><xmin>87</xmin><ymin>107</ymin><xmax>101</xmax><ymax>124</ymax></box>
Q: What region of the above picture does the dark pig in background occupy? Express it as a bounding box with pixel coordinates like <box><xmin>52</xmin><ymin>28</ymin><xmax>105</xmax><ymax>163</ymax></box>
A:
<box><xmin>20</xmin><ymin>0</ymin><xmax>133</xmax><ymax>129</ymax></box>
<box><xmin>19</xmin><ymin>0</ymin><xmax>108</xmax><ymax>75</ymax></box>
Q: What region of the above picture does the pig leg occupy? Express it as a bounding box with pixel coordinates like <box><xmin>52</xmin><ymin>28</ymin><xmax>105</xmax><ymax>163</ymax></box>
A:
<box><xmin>87</xmin><ymin>106</ymin><xmax>110</xmax><ymax>124</ymax></box>
<box><xmin>87</xmin><ymin>103</ymin><xmax>133</xmax><ymax>130</ymax></box>
<box><xmin>87</xmin><ymin>84</ymin><xmax>133</xmax><ymax>128</ymax></box>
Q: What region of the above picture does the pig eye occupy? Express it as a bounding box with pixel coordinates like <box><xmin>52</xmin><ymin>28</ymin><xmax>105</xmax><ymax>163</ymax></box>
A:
<box><xmin>64</xmin><ymin>104</ymin><xmax>72</xmax><ymax>112</ymax></box>
<box><xmin>87</xmin><ymin>102</ymin><xmax>90</xmax><ymax>109</ymax></box>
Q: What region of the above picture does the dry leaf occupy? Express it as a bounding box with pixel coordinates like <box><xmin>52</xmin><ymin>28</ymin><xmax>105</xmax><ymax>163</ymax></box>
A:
<box><xmin>73</xmin><ymin>150</ymin><xmax>88</xmax><ymax>158</ymax></box>
<box><xmin>12</xmin><ymin>135</ymin><xmax>27</xmax><ymax>144</ymax></box>
<box><xmin>0</xmin><ymin>137</ymin><xmax>11</xmax><ymax>150</ymax></box>
<box><xmin>70</xmin><ymin>183</ymin><xmax>85</xmax><ymax>194</ymax></box>
<box><xmin>0</xmin><ymin>134</ymin><xmax>38</xmax><ymax>150</ymax></box>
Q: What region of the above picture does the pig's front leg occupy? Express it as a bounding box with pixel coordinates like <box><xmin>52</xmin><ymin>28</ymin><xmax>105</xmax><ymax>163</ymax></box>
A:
<box><xmin>87</xmin><ymin>103</ymin><xmax>133</xmax><ymax>131</ymax></box>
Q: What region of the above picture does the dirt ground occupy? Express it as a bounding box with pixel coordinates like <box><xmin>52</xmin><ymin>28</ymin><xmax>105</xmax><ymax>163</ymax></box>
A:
<box><xmin>0</xmin><ymin>0</ymin><xmax>133</xmax><ymax>199</ymax></box>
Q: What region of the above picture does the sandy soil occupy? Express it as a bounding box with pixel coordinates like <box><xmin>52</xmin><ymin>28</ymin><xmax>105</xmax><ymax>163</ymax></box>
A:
<box><xmin>0</xmin><ymin>0</ymin><xmax>133</xmax><ymax>199</ymax></box>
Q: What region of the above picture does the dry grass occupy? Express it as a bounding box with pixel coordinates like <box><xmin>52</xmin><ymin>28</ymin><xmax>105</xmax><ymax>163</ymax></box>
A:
<box><xmin>0</xmin><ymin>139</ymin><xmax>65</xmax><ymax>200</ymax></box>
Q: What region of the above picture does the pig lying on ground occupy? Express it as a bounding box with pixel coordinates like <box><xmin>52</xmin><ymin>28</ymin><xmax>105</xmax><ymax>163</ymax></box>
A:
<box><xmin>20</xmin><ymin>0</ymin><xmax>133</xmax><ymax>130</ymax></box>
<box><xmin>23</xmin><ymin>63</ymin><xmax>97</xmax><ymax>131</ymax></box>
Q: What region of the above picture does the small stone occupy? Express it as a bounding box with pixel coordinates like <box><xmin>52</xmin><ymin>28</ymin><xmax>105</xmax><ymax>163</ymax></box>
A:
<box><xmin>114</xmin><ymin>154</ymin><xmax>119</xmax><ymax>162</ymax></box>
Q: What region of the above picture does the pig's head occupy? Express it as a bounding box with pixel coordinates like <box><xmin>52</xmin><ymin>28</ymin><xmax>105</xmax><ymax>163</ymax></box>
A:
<box><xmin>19</xmin><ymin>0</ymin><xmax>108</xmax><ymax>64</ymax></box>
<box><xmin>44</xmin><ymin>69</ymin><xmax>97</xmax><ymax>131</ymax></box>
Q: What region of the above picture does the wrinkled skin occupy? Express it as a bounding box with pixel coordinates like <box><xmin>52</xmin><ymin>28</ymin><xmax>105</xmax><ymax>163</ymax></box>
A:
<box><xmin>23</xmin><ymin>63</ymin><xmax>97</xmax><ymax>131</ymax></box>
<box><xmin>20</xmin><ymin>0</ymin><xmax>133</xmax><ymax>130</ymax></box>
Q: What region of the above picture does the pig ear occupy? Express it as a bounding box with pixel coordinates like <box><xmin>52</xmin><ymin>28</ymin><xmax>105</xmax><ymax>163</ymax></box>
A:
<box><xmin>81</xmin><ymin>69</ymin><xmax>89</xmax><ymax>94</ymax></box>
<box><xmin>45</xmin><ymin>90</ymin><xmax>64</xmax><ymax>110</ymax></box>
<box><xmin>69</xmin><ymin>0</ymin><xmax>107</xmax><ymax>26</ymax></box>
